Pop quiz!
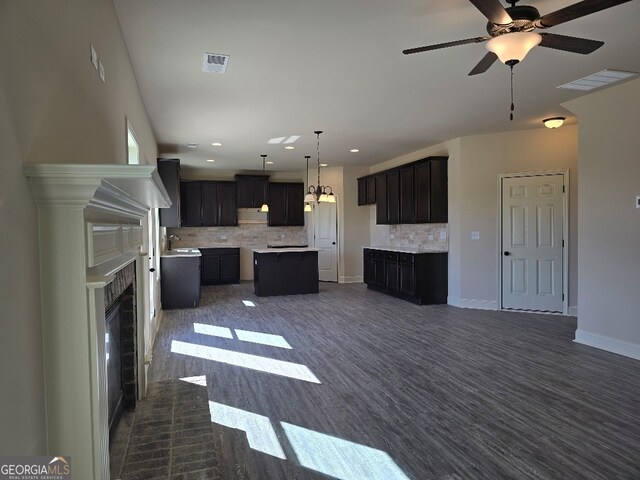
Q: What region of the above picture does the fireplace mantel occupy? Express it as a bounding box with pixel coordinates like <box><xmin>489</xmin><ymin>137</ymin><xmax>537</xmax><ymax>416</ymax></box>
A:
<box><xmin>25</xmin><ymin>164</ymin><xmax>170</xmax><ymax>480</ymax></box>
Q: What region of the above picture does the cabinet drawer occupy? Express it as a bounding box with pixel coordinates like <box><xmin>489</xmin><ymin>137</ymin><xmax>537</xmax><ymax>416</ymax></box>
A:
<box><xmin>399</xmin><ymin>253</ymin><xmax>414</xmax><ymax>264</ymax></box>
<box><xmin>385</xmin><ymin>252</ymin><xmax>399</xmax><ymax>261</ymax></box>
<box><xmin>200</xmin><ymin>248</ymin><xmax>239</xmax><ymax>256</ymax></box>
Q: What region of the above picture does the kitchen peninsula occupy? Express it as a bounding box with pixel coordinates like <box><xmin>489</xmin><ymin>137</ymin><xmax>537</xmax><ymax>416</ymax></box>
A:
<box><xmin>253</xmin><ymin>247</ymin><xmax>320</xmax><ymax>297</ymax></box>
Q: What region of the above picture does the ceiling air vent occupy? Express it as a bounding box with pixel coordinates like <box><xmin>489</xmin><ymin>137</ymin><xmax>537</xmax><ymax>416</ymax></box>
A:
<box><xmin>558</xmin><ymin>69</ymin><xmax>637</xmax><ymax>91</ymax></box>
<box><xmin>202</xmin><ymin>53</ymin><xmax>229</xmax><ymax>74</ymax></box>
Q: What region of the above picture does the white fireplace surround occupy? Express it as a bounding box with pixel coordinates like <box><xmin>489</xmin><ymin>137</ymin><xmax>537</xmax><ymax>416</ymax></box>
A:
<box><xmin>25</xmin><ymin>164</ymin><xmax>170</xmax><ymax>480</ymax></box>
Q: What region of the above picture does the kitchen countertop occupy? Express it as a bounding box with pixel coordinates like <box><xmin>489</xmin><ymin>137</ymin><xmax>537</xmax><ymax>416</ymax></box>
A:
<box><xmin>364</xmin><ymin>245</ymin><xmax>448</xmax><ymax>254</ymax></box>
<box><xmin>253</xmin><ymin>247</ymin><xmax>321</xmax><ymax>254</ymax></box>
<box><xmin>160</xmin><ymin>248</ymin><xmax>202</xmax><ymax>258</ymax></box>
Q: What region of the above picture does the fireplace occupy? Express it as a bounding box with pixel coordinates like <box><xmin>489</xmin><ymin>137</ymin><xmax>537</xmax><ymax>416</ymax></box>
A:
<box><xmin>25</xmin><ymin>164</ymin><xmax>170</xmax><ymax>479</ymax></box>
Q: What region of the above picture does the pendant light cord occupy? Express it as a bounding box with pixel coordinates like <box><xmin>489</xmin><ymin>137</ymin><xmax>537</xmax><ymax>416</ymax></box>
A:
<box><xmin>510</xmin><ymin>64</ymin><xmax>514</xmax><ymax>122</ymax></box>
<box><xmin>316</xmin><ymin>132</ymin><xmax>321</xmax><ymax>189</ymax></box>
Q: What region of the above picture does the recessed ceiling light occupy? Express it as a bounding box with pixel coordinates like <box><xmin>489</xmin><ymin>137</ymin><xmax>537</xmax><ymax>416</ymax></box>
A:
<box><xmin>285</xmin><ymin>146</ymin><xmax>295</xmax><ymax>150</ymax></box>
<box><xmin>211</xmin><ymin>142</ymin><xmax>223</xmax><ymax>146</ymax></box>
<box><xmin>350</xmin><ymin>149</ymin><xmax>360</xmax><ymax>153</ymax></box>
<box><xmin>266</xmin><ymin>161</ymin><xmax>274</xmax><ymax>165</ymax></box>
<box><xmin>206</xmin><ymin>159</ymin><xmax>215</xmax><ymax>163</ymax></box>
<box><xmin>186</xmin><ymin>143</ymin><xmax>198</xmax><ymax>149</ymax></box>
<box><xmin>320</xmin><ymin>163</ymin><xmax>328</xmax><ymax>167</ymax></box>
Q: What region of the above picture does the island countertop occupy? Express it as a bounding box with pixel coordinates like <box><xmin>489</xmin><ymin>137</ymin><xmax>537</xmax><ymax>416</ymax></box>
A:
<box><xmin>253</xmin><ymin>247</ymin><xmax>321</xmax><ymax>254</ymax></box>
<box><xmin>364</xmin><ymin>246</ymin><xmax>448</xmax><ymax>254</ymax></box>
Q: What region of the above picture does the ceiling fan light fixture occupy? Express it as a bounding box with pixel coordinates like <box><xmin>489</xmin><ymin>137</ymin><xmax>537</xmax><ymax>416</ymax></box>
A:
<box><xmin>486</xmin><ymin>32</ymin><xmax>541</xmax><ymax>64</ymax></box>
<box><xmin>543</xmin><ymin>117</ymin><xmax>566</xmax><ymax>129</ymax></box>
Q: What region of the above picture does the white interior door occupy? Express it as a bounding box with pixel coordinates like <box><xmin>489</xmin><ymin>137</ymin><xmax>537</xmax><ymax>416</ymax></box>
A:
<box><xmin>313</xmin><ymin>202</ymin><xmax>338</xmax><ymax>282</ymax></box>
<box><xmin>501</xmin><ymin>174</ymin><xmax>564</xmax><ymax>312</ymax></box>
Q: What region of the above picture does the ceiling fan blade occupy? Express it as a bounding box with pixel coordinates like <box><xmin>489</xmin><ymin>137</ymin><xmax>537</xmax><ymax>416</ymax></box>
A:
<box><xmin>468</xmin><ymin>52</ymin><xmax>498</xmax><ymax>75</ymax></box>
<box><xmin>539</xmin><ymin>33</ymin><xmax>604</xmax><ymax>54</ymax></box>
<box><xmin>403</xmin><ymin>36</ymin><xmax>490</xmax><ymax>55</ymax></box>
<box><xmin>468</xmin><ymin>0</ymin><xmax>513</xmax><ymax>25</ymax></box>
<box><xmin>536</xmin><ymin>0</ymin><xmax>633</xmax><ymax>28</ymax></box>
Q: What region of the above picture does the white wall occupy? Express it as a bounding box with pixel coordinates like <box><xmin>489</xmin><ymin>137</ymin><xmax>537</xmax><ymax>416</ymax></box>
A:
<box><xmin>565</xmin><ymin>77</ymin><xmax>640</xmax><ymax>359</ymax></box>
<box><xmin>0</xmin><ymin>0</ymin><xmax>157</xmax><ymax>454</ymax></box>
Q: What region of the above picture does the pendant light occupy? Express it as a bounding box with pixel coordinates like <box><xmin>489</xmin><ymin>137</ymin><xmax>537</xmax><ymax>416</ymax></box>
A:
<box><xmin>260</xmin><ymin>154</ymin><xmax>269</xmax><ymax>212</ymax></box>
<box><xmin>304</xmin><ymin>131</ymin><xmax>335</xmax><ymax>203</ymax></box>
<box><xmin>304</xmin><ymin>155</ymin><xmax>312</xmax><ymax>212</ymax></box>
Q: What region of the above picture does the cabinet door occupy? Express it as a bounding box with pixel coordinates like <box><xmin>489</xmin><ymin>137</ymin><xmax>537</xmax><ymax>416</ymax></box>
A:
<box><xmin>236</xmin><ymin>177</ymin><xmax>255</xmax><ymax>208</ymax></box>
<box><xmin>220</xmin><ymin>254</ymin><xmax>240</xmax><ymax>282</ymax></box>
<box><xmin>267</xmin><ymin>183</ymin><xmax>287</xmax><ymax>226</ymax></box>
<box><xmin>399</xmin><ymin>165</ymin><xmax>415</xmax><ymax>223</ymax></box>
<box><xmin>374</xmin><ymin>258</ymin><xmax>386</xmax><ymax>287</ymax></box>
<box><xmin>386</xmin><ymin>260</ymin><xmax>400</xmax><ymax>292</ymax></box>
<box><xmin>400</xmin><ymin>262</ymin><xmax>416</xmax><ymax>296</ymax></box>
<box><xmin>201</xmin><ymin>255</ymin><xmax>221</xmax><ymax>283</ymax></box>
<box><xmin>430</xmin><ymin>157</ymin><xmax>448</xmax><ymax>223</ymax></box>
<box><xmin>364</xmin><ymin>257</ymin><xmax>375</xmax><ymax>285</ymax></box>
<box><xmin>286</xmin><ymin>183</ymin><xmax>304</xmax><ymax>226</ymax></box>
<box><xmin>201</xmin><ymin>182</ymin><xmax>219</xmax><ymax>226</ymax></box>
<box><xmin>158</xmin><ymin>159</ymin><xmax>181</xmax><ymax>227</ymax></box>
<box><xmin>357</xmin><ymin>178</ymin><xmax>367</xmax><ymax>206</ymax></box>
<box><xmin>387</xmin><ymin>170</ymin><xmax>400</xmax><ymax>224</ymax></box>
<box><xmin>366</xmin><ymin>176</ymin><xmax>376</xmax><ymax>204</ymax></box>
<box><xmin>375</xmin><ymin>174</ymin><xmax>388</xmax><ymax>224</ymax></box>
<box><xmin>218</xmin><ymin>182</ymin><xmax>238</xmax><ymax>226</ymax></box>
<box><xmin>180</xmin><ymin>182</ymin><xmax>202</xmax><ymax>226</ymax></box>
<box><xmin>415</xmin><ymin>161</ymin><xmax>431</xmax><ymax>223</ymax></box>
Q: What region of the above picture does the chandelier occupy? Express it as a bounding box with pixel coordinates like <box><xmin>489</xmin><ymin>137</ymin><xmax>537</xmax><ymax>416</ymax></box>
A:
<box><xmin>304</xmin><ymin>130</ymin><xmax>335</xmax><ymax>204</ymax></box>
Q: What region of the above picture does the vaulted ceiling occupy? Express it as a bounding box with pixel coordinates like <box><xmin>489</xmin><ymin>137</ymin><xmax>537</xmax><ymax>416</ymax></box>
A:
<box><xmin>114</xmin><ymin>0</ymin><xmax>640</xmax><ymax>172</ymax></box>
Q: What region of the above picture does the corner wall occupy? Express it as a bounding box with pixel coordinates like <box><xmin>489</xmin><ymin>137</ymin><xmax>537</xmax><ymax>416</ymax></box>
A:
<box><xmin>564</xmin><ymin>77</ymin><xmax>640</xmax><ymax>359</ymax></box>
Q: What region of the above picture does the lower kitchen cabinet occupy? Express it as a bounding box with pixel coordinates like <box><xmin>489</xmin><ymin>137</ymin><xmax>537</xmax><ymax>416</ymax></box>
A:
<box><xmin>363</xmin><ymin>248</ymin><xmax>447</xmax><ymax>304</ymax></box>
<box><xmin>200</xmin><ymin>248</ymin><xmax>240</xmax><ymax>285</ymax></box>
<box><xmin>160</xmin><ymin>256</ymin><xmax>201</xmax><ymax>309</ymax></box>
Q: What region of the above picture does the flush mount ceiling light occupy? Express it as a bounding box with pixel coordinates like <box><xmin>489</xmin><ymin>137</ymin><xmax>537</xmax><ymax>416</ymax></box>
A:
<box><xmin>285</xmin><ymin>146</ymin><xmax>295</xmax><ymax>150</ymax></box>
<box><xmin>206</xmin><ymin>159</ymin><xmax>215</xmax><ymax>163</ymax></box>
<box><xmin>304</xmin><ymin>131</ymin><xmax>336</xmax><ymax>204</ymax></box>
<box><xmin>350</xmin><ymin>149</ymin><xmax>360</xmax><ymax>153</ymax></box>
<box><xmin>211</xmin><ymin>142</ymin><xmax>223</xmax><ymax>146</ymax></box>
<box><xmin>260</xmin><ymin>155</ymin><xmax>269</xmax><ymax>212</ymax></box>
<box><xmin>543</xmin><ymin>116</ymin><xmax>565</xmax><ymax>128</ymax></box>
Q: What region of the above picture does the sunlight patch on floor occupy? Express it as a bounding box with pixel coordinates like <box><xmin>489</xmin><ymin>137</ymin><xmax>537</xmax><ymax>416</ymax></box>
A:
<box><xmin>171</xmin><ymin>340</ymin><xmax>321</xmax><ymax>384</ymax></box>
<box><xmin>235</xmin><ymin>329</ymin><xmax>292</xmax><ymax>349</ymax></box>
<box><xmin>179</xmin><ymin>375</ymin><xmax>207</xmax><ymax>387</ymax></box>
<box><xmin>243</xmin><ymin>300</ymin><xmax>256</xmax><ymax>307</ymax></box>
<box><xmin>193</xmin><ymin>323</ymin><xmax>234</xmax><ymax>339</ymax></box>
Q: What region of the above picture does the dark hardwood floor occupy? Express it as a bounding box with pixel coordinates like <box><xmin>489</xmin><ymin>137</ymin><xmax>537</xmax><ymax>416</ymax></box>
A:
<box><xmin>113</xmin><ymin>282</ymin><xmax>640</xmax><ymax>479</ymax></box>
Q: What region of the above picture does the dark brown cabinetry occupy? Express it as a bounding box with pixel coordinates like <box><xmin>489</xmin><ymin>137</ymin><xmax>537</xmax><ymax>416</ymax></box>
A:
<box><xmin>180</xmin><ymin>181</ymin><xmax>238</xmax><ymax>227</ymax></box>
<box><xmin>200</xmin><ymin>248</ymin><xmax>240</xmax><ymax>285</ymax></box>
<box><xmin>359</xmin><ymin>156</ymin><xmax>448</xmax><ymax>225</ymax></box>
<box><xmin>157</xmin><ymin>159</ymin><xmax>181</xmax><ymax>227</ymax></box>
<box><xmin>267</xmin><ymin>183</ymin><xmax>304</xmax><ymax>226</ymax></box>
<box><xmin>235</xmin><ymin>175</ymin><xmax>269</xmax><ymax>208</ymax></box>
<box><xmin>357</xmin><ymin>175</ymin><xmax>377</xmax><ymax>206</ymax></box>
<box><xmin>363</xmin><ymin>248</ymin><xmax>447</xmax><ymax>304</ymax></box>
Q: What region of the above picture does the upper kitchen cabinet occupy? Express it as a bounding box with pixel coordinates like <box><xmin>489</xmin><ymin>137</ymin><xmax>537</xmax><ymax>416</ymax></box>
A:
<box><xmin>180</xmin><ymin>181</ymin><xmax>238</xmax><ymax>227</ymax></box>
<box><xmin>364</xmin><ymin>156</ymin><xmax>448</xmax><ymax>225</ymax></box>
<box><xmin>235</xmin><ymin>174</ymin><xmax>269</xmax><ymax>208</ymax></box>
<box><xmin>268</xmin><ymin>182</ymin><xmax>304</xmax><ymax>226</ymax></box>
<box><xmin>357</xmin><ymin>175</ymin><xmax>377</xmax><ymax>206</ymax></box>
<box><xmin>157</xmin><ymin>158</ymin><xmax>181</xmax><ymax>227</ymax></box>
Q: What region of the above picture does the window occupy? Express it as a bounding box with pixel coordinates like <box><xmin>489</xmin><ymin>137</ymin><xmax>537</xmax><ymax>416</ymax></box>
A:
<box><xmin>127</xmin><ymin>119</ymin><xmax>140</xmax><ymax>165</ymax></box>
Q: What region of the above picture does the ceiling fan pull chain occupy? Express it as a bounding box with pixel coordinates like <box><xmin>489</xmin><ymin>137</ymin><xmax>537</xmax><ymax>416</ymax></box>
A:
<box><xmin>510</xmin><ymin>64</ymin><xmax>514</xmax><ymax>121</ymax></box>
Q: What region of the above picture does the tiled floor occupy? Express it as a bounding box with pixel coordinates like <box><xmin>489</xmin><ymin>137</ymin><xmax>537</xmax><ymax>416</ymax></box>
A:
<box><xmin>110</xmin><ymin>380</ymin><xmax>221</xmax><ymax>480</ymax></box>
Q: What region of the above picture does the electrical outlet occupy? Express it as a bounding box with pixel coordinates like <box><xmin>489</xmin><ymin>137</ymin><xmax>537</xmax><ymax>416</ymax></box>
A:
<box><xmin>428</xmin><ymin>234</ymin><xmax>434</xmax><ymax>241</ymax></box>
<box><xmin>471</xmin><ymin>231</ymin><xmax>480</xmax><ymax>240</ymax></box>
<box><xmin>439</xmin><ymin>231</ymin><xmax>447</xmax><ymax>240</ymax></box>
<box><xmin>389</xmin><ymin>234</ymin><xmax>394</xmax><ymax>239</ymax></box>
<box><xmin>98</xmin><ymin>61</ymin><xmax>105</xmax><ymax>82</ymax></box>
<box><xmin>90</xmin><ymin>44</ymin><xmax>98</xmax><ymax>70</ymax></box>
<box><xmin>220</xmin><ymin>235</ymin><xmax>227</xmax><ymax>240</ymax></box>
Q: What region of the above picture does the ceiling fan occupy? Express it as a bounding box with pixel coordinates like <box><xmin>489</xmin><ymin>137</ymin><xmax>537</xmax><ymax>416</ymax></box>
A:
<box><xmin>403</xmin><ymin>0</ymin><xmax>633</xmax><ymax>75</ymax></box>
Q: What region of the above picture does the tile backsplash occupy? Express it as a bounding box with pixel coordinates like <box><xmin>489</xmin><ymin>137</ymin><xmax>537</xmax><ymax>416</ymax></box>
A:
<box><xmin>387</xmin><ymin>223</ymin><xmax>449</xmax><ymax>250</ymax></box>
<box><xmin>166</xmin><ymin>224</ymin><xmax>308</xmax><ymax>249</ymax></box>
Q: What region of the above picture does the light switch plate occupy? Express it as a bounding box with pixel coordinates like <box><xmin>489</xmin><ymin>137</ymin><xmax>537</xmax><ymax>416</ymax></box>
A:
<box><xmin>471</xmin><ymin>231</ymin><xmax>480</xmax><ymax>240</ymax></box>
<box><xmin>636</xmin><ymin>195</ymin><xmax>640</xmax><ymax>208</ymax></box>
<box><xmin>428</xmin><ymin>234</ymin><xmax>433</xmax><ymax>241</ymax></box>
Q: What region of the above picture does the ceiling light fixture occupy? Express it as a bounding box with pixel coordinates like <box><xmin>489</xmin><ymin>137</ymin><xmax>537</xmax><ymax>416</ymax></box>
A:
<box><xmin>266</xmin><ymin>161</ymin><xmax>274</xmax><ymax>165</ymax></box>
<box><xmin>206</xmin><ymin>159</ymin><xmax>215</xmax><ymax>163</ymax></box>
<box><xmin>486</xmin><ymin>31</ymin><xmax>541</xmax><ymax>122</ymax></box>
<box><xmin>285</xmin><ymin>146</ymin><xmax>295</xmax><ymax>150</ymax></box>
<box><xmin>304</xmin><ymin>155</ymin><xmax>312</xmax><ymax>213</ymax></box>
<box><xmin>543</xmin><ymin>117</ymin><xmax>565</xmax><ymax>129</ymax></box>
<box><xmin>350</xmin><ymin>149</ymin><xmax>360</xmax><ymax>153</ymax></box>
<box><xmin>186</xmin><ymin>143</ymin><xmax>198</xmax><ymax>149</ymax></box>
<box><xmin>211</xmin><ymin>142</ymin><xmax>223</xmax><ymax>146</ymax></box>
<box><xmin>304</xmin><ymin>131</ymin><xmax>335</xmax><ymax>204</ymax></box>
<box><xmin>260</xmin><ymin>154</ymin><xmax>269</xmax><ymax>213</ymax></box>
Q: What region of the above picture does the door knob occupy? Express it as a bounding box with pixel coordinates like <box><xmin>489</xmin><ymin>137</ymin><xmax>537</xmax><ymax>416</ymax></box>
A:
<box><xmin>332</xmin><ymin>242</ymin><xmax>336</xmax><ymax>245</ymax></box>
<box><xmin>504</xmin><ymin>251</ymin><xmax>510</xmax><ymax>256</ymax></box>
<box><xmin>149</xmin><ymin>268</ymin><xmax>156</xmax><ymax>272</ymax></box>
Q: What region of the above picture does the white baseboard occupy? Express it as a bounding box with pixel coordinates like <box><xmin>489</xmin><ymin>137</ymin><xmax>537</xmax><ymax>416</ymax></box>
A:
<box><xmin>339</xmin><ymin>275</ymin><xmax>363</xmax><ymax>284</ymax></box>
<box><xmin>447</xmin><ymin>296</ymin><xmax>499</xmax><ymax>311</ymax></box>
<box><xmin>567</xmin><ymin>306</ymin><xmax>578</xmax><ymax>317</ymax></box>
<box><xmin>574</xmin><ymin>329</ymin><xmax>640</xmax><ymax>361</ymax></box>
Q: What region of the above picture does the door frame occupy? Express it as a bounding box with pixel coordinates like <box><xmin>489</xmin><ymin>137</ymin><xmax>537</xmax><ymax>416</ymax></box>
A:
<box><xmin>497</xmin><ymin>170</ymin><xmax>569</xmax><ymax>315</ymax></box>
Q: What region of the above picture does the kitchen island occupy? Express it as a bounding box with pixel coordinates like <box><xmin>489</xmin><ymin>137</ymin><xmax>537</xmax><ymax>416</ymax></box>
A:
<box><xmin>253</xmin><ymin>247</ymin><xmax>320</xmax><ymax>297</ymax></box>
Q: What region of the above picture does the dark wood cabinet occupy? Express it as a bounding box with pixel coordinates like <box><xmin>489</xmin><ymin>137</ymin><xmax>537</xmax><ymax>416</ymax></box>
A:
<box><xmin>358</xmin><ymin>177</ymin><xmax>367</xmax><ymax>206</ymax></box>
<box><xmin>358</xmin><ymin>175</ymin><xmax>377</xmax><ymax>206</ymax></box>
<box><xmin>157</xmin><ymin>159</ymin><xmax>181</xmax><ymax>228</ymax></box>
<box><xmin>268</xmin><ymin>183</ymin><xmax>304</xmax><ymax>226</ymax></box>
<box><xmin>254</xmin><ymin>250</ymin><xmax>319</xmax><ymax>296</ymax></box>
<box><xmin>415</xmin><ymin>161</ymin><xmax>431</xmax><ymax>223</ymax></box>
<box><xmin>429</xmin><ymin>157</ymin><xmax>448</xmax><ymax>223</ymax></box>
<box><xmin>399</xmin><ymin>165</ymin><xmax>415</xmax><ymax>223</ymax></box>
<box><xmin>375</xmin><ymin>174</ymin><xmax>388</xmax><ymax>224</ymax></box>
<box><xmin>235</xmin><ymin>175</ymin><xmax>269</xmax><ymax>208</ymax></box>
<box><xmin>181</xmin><ymin>181</ymin><xmax>237</xmax><ymax>227</ymax></box>
<box><xmin>387</xmin><ymin>170</ymin><xmax>400</xmax><ymax>224</ymax></box>
<box><xmin>200</xmin><ymin>248</ymin><xmax>240</xmax><ymax>285</ymax></box>
<box><xmin>363</xmin><ymin>248</ymin><xmax>447</xmax><ymax>304</ymax></box>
